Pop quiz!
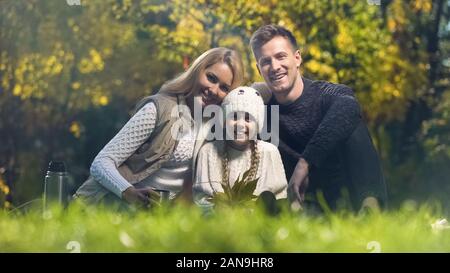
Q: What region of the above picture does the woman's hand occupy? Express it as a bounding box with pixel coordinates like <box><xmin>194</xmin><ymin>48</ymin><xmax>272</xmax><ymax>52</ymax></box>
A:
<box><xmin>122</xmin><ymin>186</ymin><xmax>160</xmax><ymax>208</ymax></box>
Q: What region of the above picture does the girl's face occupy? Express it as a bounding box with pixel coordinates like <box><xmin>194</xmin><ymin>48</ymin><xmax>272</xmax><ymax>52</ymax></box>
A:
<box><xmin>194</xmin><ymin>62</ymin><xmax>234</xmax><ymax>108</ymax></box>
<box><xmin>225</xmin><ymin>111</ymin><xmax>258</xmax><ymax>149</ymax></box>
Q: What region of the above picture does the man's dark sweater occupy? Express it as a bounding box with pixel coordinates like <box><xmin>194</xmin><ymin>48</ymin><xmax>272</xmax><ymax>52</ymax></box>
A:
<box><xmin>267</xmin><ymin>77</ymin><xmax>387</xmax><ymax>210</ymax></box>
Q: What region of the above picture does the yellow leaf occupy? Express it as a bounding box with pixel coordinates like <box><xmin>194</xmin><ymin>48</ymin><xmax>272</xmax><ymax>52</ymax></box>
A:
<box><xmin>13</xmin><ymin>84</ymin><xmax>22</xmax><ymax>96</ymax></box>
<box><xmin>53</xmin><ymin>63</ymin><xmax>63</xmax><ymax>74</ymax></box>
<box><xmin>0</xmin><ymin>176</ymin><xmax>9</xmax><ymax>195</ymax></box>
<box><xmin>78</xmin><ymin>59</ymin><xmax>93</xmax><ymax>74</ymax></box>
<box><xmin>90</xmin><ymin>49</ymin><xmax>104</xmax><ymax>68</ymax></box>
<box><xmin>387</xmin><ymin>18</ymin><xmax>396</xmax><ymax>32</ymax></box>
<box><xmin>308</xmin><ymin>45</ymin><xmax>321</xmax><ymax>58</ymax></box>
<box><xmin>70</xmin><ymin>122</ymin><xmax>81</xmax><ymax>138</ymax></box>
<box><xmin>305</xmin><ymin>59</ymin><xmax>321</xmax><ymax>73</ymax></box>
<box><xmin>99</xmin><ymin>95</ymin><xmax>109</xmax><ymax>106</ymax></box>
<box><xmin>71</xmin><ymin>82</ymin><xmax>81</xmax><ymax>90</ymax></box>
<box><xmin>336</xmin><ymin>23</ymin><xmax>356</xmax><ymax>54</ymax></box>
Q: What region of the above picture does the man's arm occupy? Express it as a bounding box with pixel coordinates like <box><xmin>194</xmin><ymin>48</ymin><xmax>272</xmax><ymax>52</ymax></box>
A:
<box><xmin>301</xmin><ymin>85</ymin><xmax>361</xmax><ymax>168</ymax></box>
<box><xmin>288</xmin><ymin>84</ymin><xmax>361</xmax><ymax>206</ymax></box>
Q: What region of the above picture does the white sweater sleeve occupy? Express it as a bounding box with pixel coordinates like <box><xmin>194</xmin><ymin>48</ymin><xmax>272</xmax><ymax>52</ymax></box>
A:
<box><xmin>193</xmin><ymin>142</ymin><xmax>221</xmax><ymax>206</ymax></box>
<box><xmin>90</xmin><ymin>102</ymin><xmax>157</xmax><ymax>198</ymax></box>
<box><xmin>257</xmin><ymin>142</ymin><xmax>288</xmax><ymax>199</ymax></box>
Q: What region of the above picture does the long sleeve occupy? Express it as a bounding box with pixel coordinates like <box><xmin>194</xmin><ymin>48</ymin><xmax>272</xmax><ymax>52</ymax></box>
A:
<box><xmin>301</xmin><ymin>85</ymin><xmax>361</xmax><ymax>168</ymax></box>
<box><xmin>90</xmin><ymin>102</ymin><xmax>157</xmax><ymax>198</ymax></box>
<box><xmin>192</xmin><ymin>142</ymin><xmax>221</xmax><ymax>206</ymax></box>
<box><xmin>278</xmin><ymin>138</ymin><xmax>302</xmax><ymax>160</ymax></box>
<box><xmin>257</xmin><ymin>142</ymin><xmax>288</xmax><ymax>199</ymax></box>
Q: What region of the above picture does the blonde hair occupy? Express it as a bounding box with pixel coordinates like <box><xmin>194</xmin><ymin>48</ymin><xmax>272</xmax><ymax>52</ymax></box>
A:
<box><xmin>135</xmin><ymin>48</ymin><xmax>244</xmax><ymax>113</ymax></box>
<box><xmin>160</xmin><ymin>47</ymin><xmax>244</xmax><ymax>97</ymax></box>
<box><xmin>221</xmin><ymin>140</ymin><xmax>260</xmax><ymax>187</ymax></box>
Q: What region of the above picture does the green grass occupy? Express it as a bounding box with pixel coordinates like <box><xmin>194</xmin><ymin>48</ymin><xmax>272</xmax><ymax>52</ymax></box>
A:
<box><xmin>0</xmin><ymin>200</ymin><xmax>449</xmax><ymax>253</ymax></box>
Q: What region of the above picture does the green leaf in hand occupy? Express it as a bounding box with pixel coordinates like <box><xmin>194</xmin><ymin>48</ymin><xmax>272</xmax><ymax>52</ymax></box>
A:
<box><xmin>211</xmin><ymin>167</ymin><xmax>260</xmax><ymax>207</ymax></box>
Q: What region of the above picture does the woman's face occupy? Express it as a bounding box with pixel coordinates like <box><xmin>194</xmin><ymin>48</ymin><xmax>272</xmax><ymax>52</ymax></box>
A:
<box><xmin>194</xmin><ymin>62</ymin><xmax>234</xmax><ymax>108</ymax></box>
<box><xmin>225</xmin><ymin>111</ymin><xmax>258</xmax><ymax>149</ymax></box>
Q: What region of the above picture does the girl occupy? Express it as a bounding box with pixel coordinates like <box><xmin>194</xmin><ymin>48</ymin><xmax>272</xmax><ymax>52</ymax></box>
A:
<box><xmin>193</xmin><ymin>86</ymin><xmax>287</xmax><ymax>206</ymax></box>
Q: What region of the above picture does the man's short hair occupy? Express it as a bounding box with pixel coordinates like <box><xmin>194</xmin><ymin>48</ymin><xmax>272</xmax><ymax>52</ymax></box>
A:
<box><xmin>250</xmin><ymin>24</ymin><xmax>298</xmax><ymax>55</ymax></box>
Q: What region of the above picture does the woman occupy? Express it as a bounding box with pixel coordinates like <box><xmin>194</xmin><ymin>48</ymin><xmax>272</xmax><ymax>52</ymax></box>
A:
<box><xmin>74</xmin><ymin>48</ymin><xmax>244</xmax><ymax>208</ymax></box>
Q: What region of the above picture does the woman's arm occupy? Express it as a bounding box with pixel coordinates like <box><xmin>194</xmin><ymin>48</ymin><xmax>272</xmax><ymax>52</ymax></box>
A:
<box><xmin>90</xmin><ymin>102</ymin><xmax>157</xmax><ymax>199</ymax></box>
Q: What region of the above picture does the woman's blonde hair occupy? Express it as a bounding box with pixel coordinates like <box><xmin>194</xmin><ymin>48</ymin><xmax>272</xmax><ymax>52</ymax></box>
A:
<box><xmin>135</xmin><ymin>48</ymin><xmax>244</xmax><ymax>112</ymax></box>
<box><xmin>160</xmin><ymin>47</ymin><xmax>244</xmax><ymax>97</ymax></box>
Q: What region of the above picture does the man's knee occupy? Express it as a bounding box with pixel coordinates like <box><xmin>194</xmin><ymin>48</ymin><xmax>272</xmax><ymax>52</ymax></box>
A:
<box><xmin>340</xmin><ymin>122</ymin><xmax>388</xmax><ymax>209</ymax></box>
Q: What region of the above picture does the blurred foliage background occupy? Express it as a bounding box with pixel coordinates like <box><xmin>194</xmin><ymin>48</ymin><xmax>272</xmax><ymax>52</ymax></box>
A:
<box><xmin>0</xmin><ymin>0</ymin><xmax>449</xmax><ymax>209</ymax></box>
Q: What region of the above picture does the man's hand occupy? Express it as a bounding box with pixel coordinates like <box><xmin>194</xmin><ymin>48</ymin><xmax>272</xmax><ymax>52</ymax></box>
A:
<box><xmin>288</xmin><ymin>158</ymin><xmax>310</xmax><ymax>207</ymax></box>
<box><xmin>122</xmin><ymin>186</ymin><xmax>160</xmax><ymax>208</ymax></box>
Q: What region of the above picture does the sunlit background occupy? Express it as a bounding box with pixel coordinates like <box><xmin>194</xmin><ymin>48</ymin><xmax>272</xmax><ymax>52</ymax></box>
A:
<box><xmin>0</xmin><ymin>0</ymin><xmax>449</xmax><ymax>210</ymax></box>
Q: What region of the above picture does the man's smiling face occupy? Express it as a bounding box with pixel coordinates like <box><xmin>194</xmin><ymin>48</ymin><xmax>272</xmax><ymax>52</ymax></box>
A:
<box><xmin>255</xmin><ymin>36</ymin><xmax>302</xmax><ymax>96</ymax></box>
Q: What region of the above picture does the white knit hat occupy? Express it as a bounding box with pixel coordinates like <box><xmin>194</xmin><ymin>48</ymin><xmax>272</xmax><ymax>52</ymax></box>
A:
<box><xmin>221</xmin><ymin>86</ymin><xmax>265</xmax><ymax>133</ymax></box>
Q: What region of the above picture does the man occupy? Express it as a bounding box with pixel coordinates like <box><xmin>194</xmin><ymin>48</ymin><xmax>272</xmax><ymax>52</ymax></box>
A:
<box><xmin>250</xmin><ymin>25</ymin><xmax>387</xmax><ymax>212</ymax></box>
